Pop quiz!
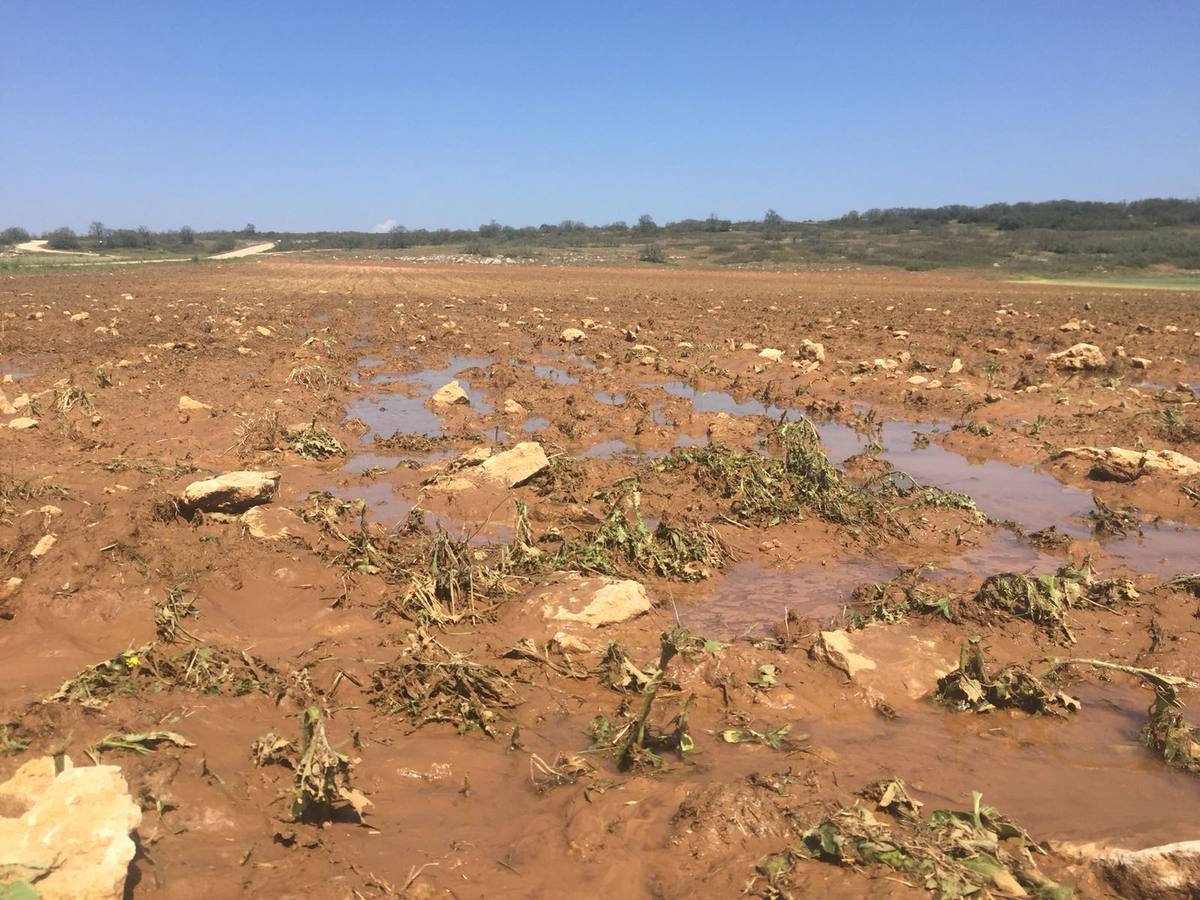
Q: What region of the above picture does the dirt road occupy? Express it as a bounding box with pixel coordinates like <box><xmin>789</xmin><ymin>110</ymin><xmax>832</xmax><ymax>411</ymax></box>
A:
<box><xmin>210</xmin><ymin>240</ymin><xmax>275</xmax><ymax>259</ymax></box>
<box><xmin>13</xmin><ymin>239</ymin><xmax>97</xmax><ymax>255</ymax></box>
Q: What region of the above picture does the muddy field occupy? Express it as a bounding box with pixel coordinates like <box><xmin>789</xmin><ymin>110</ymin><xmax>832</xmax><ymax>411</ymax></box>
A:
<box><xmin>2</xmin><ymin>258</ymin><xmax>1199</xmax><ymax>898</ymax></box>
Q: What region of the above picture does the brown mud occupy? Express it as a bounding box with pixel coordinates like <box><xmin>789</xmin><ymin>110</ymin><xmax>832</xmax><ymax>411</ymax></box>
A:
<box><xmin>2</xmin><ymin>259</ymin><xmax>1199</xmax><ymax>898</ymax></box>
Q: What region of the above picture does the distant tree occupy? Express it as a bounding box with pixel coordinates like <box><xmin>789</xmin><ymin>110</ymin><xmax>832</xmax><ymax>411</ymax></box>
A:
<box><xmin>45</xmin><ymin>227</ymin><xmax>80</xmax><ymax>250</ymax></box>
<box><xmin>179</xmin><ymin>226</ymin><xmax>195</xmax><ymax>245</ymax></box>
<box><xmin>385</xmin><ymin>224</ymin><xmax>412</xmax><ymax>249</ymax></box>
<box><xmin>634</xmin><ymin>214</ymin><xmax>658</xmax><ymax>235</ymax></box>
<box><xmin>705</xmin><ymin>213</ymin><xmax>732</xmax><ymax>232</ymax></box>
<box><xmin>88</xmin><ymin>221</ymin><xmax>107</xmax><ymax>241</ymax></box>
<box><xmin>763</xmin><ymin>209</ymin><xmax>785</xmax><ymax>237</ymax></box>
<box><xmin>136</xmin><ymin>226</ymin><xmax>154</xmax><ymax>248</ymax></box>
<box><xmin>244</xmin><ymin>223</ymin><xmax>256</xmax><ymax>235</ymax></box>
<box><xmin>479</xmin><ymin>219</ymin><xmax>502</xmax><ymax>238</ymax></box>
<box><xmin>606</xmin><ymin>221</ymin><xmax>629</xmax><ymax>233</ymax></box>
<box><xmin>1</xmin><ymin>226</ymin><xmax>30</xmax><ymax>245</ymax></box>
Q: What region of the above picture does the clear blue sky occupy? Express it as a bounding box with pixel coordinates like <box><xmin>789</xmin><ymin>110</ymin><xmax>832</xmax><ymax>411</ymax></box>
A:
<box><xmin>2</xmin><ymin>1</ymin><xmax>1197</xmax><ymax>233</ymax></box>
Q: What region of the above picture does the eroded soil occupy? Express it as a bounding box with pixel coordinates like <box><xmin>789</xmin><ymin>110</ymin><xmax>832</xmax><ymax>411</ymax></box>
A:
<box><xmin>2</xmin><ymin>259</ymin><xmax>1199</xmax><ymax>898</ymax></box>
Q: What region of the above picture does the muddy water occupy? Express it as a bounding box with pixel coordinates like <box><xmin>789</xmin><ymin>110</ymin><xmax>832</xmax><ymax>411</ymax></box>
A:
<box><xmin>807</xmin><ymin>682</ymin><xmax>1200</xmax><ymax>848</ymax></box>
<box><xmin>344</xmin><ymin>355</ymin><xmax>494</xmax><ymax>439</ymax></box>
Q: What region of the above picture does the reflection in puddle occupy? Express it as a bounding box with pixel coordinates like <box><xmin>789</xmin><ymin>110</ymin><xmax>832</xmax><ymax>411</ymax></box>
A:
<box><xmin>656</xmin><ymin>381</ymin><xmax>785</xmax><ymax>417</ymax></box>
<box><xmin>356</xmin><ymin>357</ymin><xmax>384</xmax><ymax>368</ymax></box>
<box><xmin>345</xmin><ymin>356</ymin><xmax>494</xmax><ymax>439</ymax></box>
<box><xmin>594</xmin><ymin>390</ymin><xmax>625</xmax><ymax>405</ymax></box>
<box><xmin>522</xmin><ymin>415</ymin><xmax>551</xmax><ymax>432</ymax></box>
<box><xmin>684</xmin><ymin>558</ymin><xmax>896</xmax><ymax>636</ymax></box>
<box><xmin>532</xmin><ymin>365</ymin><xmax>578</xmax><ymax>385</ymax></box>
<box><xmin>810</xmin><ymin>681</ymin><xmax>1200</xmax><ymax>847</ymax></box>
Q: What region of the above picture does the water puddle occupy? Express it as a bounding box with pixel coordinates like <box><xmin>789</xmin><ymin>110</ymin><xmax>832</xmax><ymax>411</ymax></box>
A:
<box><xmin>808</xmin><ymin>681</ymin><xmax>1200</xmax><ymax>848</ymax></box>
<box><xmin>654</xmin><ymin>380</ymin><xmax>785</xmax><ymax>418</ymax></box>
<box><xmin>521</xmin><ymin>415</ymin><xmax>551</xmax><ymax>432</ymax></box>
<box><xmin>594</xmin><ymin>390</ymin><xmax>626</xmax><ymax>405</ymax></box>
<box><xmin>345</xmin><ymin>355</ymin><xmax>494</xmax><ymax>439</ymax></box>
<box><xmin>356</xmin><ymin>357</ymin><xmax>384</xmax><ymax>369</ymax></box>
<box><xmin>532</xmin><ymin>364</ymin><xmax>578</xmax><ymax>386</ymax></box>
<box><xmin>579</xmin><ymin>433</ymin><xmax>707</xmax><ymax>461</ymax></box>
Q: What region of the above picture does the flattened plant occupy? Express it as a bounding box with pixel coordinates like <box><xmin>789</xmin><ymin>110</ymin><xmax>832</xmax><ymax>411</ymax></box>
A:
<box><xmin>756</xmin><ymin>781</ymin><xmax>1070</xmax><ymax>899</ymax></box>
<box><xmin>369</xmin><ymin>631</ymin><xmax>521</xmax><ymax>737</ymax></box>
<box><xmin>292</xmin><ymin>707</ymin><xmax>367</xmax><ymax>821</ymax></box>
<box><xmin>935</xmin><ymin>640</ymin><xmax>1080</xmax><ymax>717</ymax></box>
<box><xmin>286</xmin><ymin>420</ymin><xmax>344</xmax><ymax>460</ymax></box>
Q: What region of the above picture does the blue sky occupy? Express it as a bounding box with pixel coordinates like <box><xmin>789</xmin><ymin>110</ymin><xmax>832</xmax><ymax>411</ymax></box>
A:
<box><xmin>2</xmin><ymin>1</ymin><xmax>1197</xmax><ymax>233</ymax></box>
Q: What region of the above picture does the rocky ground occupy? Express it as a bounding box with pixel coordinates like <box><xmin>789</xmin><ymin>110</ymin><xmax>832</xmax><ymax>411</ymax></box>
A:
<box><xmin>1</xmin><ymin>258</ymin><xmax>1199</xmax><ymax>899</ymax></box>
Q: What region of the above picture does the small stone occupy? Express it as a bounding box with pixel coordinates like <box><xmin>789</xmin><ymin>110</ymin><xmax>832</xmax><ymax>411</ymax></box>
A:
<box><xmin>1130</xmin><ymin>357</ymin><xmax>1152</xmax><ymax>369</ymax></box>
<box><xmin>758</xmin><ymin>348</ymin><xmax>784</xmax><ymax>362</ymax></box>
<box><xmin>242</xmin><ymin>506</ymin><xmax>305</xmax><ymax>541</ymax></box>
<box><xmin>948</xmin><ymin>358</ymin><xmax>963</xmax><ymax>374</ymax></box>
<box><xmin>177</xmin><ymin>395</ymin><xmax>212</xmax><ymax>411</ymax></box>
<box><xmin>502</xmin><ymin>398</ymin><xmax>525</xmax><ymax>415</ymax></box>
<box><xmin>560</xmin><ymin>327</ymin><xmax>585</xmax><ymax>343</ymax></box>
<box><xmin>30</xmin><ymin>534</ymin><xmax>56</xmax><ymax>559</ymax></box>
<box><xmin>477</xmin><ymin>442</ymin><xmax>549</xmax><ymax>487</ymax></box>
<box><xmin>1</xmin><ymin>576</ymin><xmax>22</xmax><ymax>599</ymax></box>
<box><xmin>797</xmin><ymin>339</ymin><xmax>825</xmax><ymax>362</ymax></box>
<box><xmin>8</xmin><ymin>417</ymin><xmax>38</xmax><ymax>430</ymax></box>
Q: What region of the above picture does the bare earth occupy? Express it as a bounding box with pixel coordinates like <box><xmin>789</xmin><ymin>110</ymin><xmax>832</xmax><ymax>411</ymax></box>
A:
<box><xmin>1</xmin><ymin>258</ymin><xmax>1198</xmax><ymax>898</ymax></box>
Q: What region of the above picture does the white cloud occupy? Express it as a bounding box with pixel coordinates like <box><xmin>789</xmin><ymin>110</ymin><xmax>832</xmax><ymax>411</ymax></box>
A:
<box><xmin>372</xmin><ymin>218</ymin><xmax>398</xmax><ymax>233</ymax></box>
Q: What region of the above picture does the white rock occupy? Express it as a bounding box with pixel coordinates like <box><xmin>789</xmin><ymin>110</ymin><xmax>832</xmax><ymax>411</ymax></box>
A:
<box><xmin>478</xmin><ymin>442</ymin><xmax>549</xmax><ymax>487</ymax></box>
<box><xmin>502</xmin><ymin>398</ymin><xmax>526</xmax><ymax>415</ymax></box>
<box><xmin>1</xmin><ymin>576</ymin><xmax>22</xmax><ymax>599</ymax></box>
<box><xmin>1055</xmin><ymin>447</ymin><xmax>1200</xmax><ymax>480</ymax></box>
<box><xmin>0</xmin><ymin>755</ymin><xmax>141</xmax><ymax>900</ymax></box>
<box><xmin>948</xmin><ymin>358</ymin><xmax>963</xmax><ymax>374</ymax></box>
<box><xmin>7</xmin><ymin>417</ymin><xmax>37</xmax><ymax>430</ymax></box>
<box><xmin>758</xmin><ymin>348</ymin><xmax>784</xmax><ymax>362</ymax></box>
<box><xmin>242</xmin><ymin>506</ymin><xmax>305</xmax><ymax>540</ymax></box>
<box><xmin>797</xmin><ymin>339</ymin><xmax>826</xmax><ymax>362</ymax></box>
<box><xmin>1047</xmin><ymin>342</ymin><xmax>1107</xmax><ymax>371</ymax></box>
<box><xmin>430</xmin><ymin>380</ymin><xmax>470</xmax><ymax>406</ymax></box>
<box><xmin>1130</xmin><ymin>357</ymin><xmax>1152</xmax><ymax>369</ymax></box>
<box><xmin>538</xmin><ymin>575</ymin><xmax>652</xmax><ymax>628</ymax></box>
<box><xmin>177</xmin><ymin>395</ymin><xmax>212</xmax><ymax>411</ymax></box>
<box><xmin>182</xmin><ymin>470</ymin><xmax>280</xmax><ymax>513</ymax></box>
<box><xmin>560</xmin><ymin>328</ymin><xmax>585</xmax><ymax>343</ymax></box>
<box><xmin>30</xmin><ymin>534</ymin><xmax>56</xmax><ymax>559</ymax></box>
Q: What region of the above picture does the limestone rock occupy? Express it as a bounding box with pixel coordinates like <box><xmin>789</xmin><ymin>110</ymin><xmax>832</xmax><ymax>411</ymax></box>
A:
<box><xmin>430</xmin><ymin>380</ymin><xmax>470</xmax><ymax>406</ymax></box>
<box><xmin>758</xmin><ymin>348</ymin><xmax>784</xmax><ymax>362</ymax></box>
<box><xmin>1</xmin><ymin>576</ymin><xmax>22</xmax><ymax>599</ymax></box>
<box><xmin>502</xmin><ymin>398</ymin><xmax>526</xmax><ymax>415</ymax></box>
<box><xmin>7</xmin><ymin>417</ymin><xmax>37</xmax><ymax>430</ymax></box>
<box><xmin>242</xmin><ymin>506</ymin><xmax>305</xmax><ymax>541</ymax></box>
<box><xmin>0</xmin><ymin>755</ymin><xmax>141</xmax><ymax>900</ymax></box>
<box><xmin>1064</xmin><ymin>840</ymin><xmax>1200</xmax><ymax>899</ymax></box>
<box><xmin>810</xmin><ymin>630</ymin><xmax>876</xmax><ymax>679</ymax></box>
<box><xmin>947</xmin><ymin>358</ymin><xmax>963</xmax><ymax>375</ymax></box>
<box><xmin>798</xmin><ymin>339</ymin><xmax>826</xmax><ymax>362</ymax></box>
<box><xmin>1047</xmin><ymin>342</ymin><xmax>1107</xmax><ymax>371</ymax></box>
<box><xmin>537</xmin><ymin>575</ymin><xmax>652</xmax><ymax>628</ymax></box>
<box><xmin>560</xmin><ymin>327</ymin><xmax>585</xmax><ymax>343</ymax></box>
<box><xmin>182</xmin><ymin>470</ymin><xmax>280</xmax><ymax>513</ymax></box>
<box><xmin>1055</xmin><ymin>446</ymin><xmax>1200</xmax><ymax>480</ymax></box>
<box><xmin>29</xmin><ymin>534</ymin><xmax>56</xmax><ymax>559</ymax></box>
<box><xmin>177</xmin><ymin>395</ymin><xmax>212</xmax><ymax>412</ymax></box>
<box><xmin>1130</xmin><ymin>357</ymin><xmax>1152</xmax><ymax>369</ymax></box>
<box><xmin>478</xmin><ymin>442</ymin><xmax>549</xmax><ymax>487</ymax></box>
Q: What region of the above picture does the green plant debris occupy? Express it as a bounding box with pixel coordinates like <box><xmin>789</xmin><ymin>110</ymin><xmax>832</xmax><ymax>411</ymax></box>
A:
<box><xmin>756</xmin><ymin>784</ymin><xmax>1071</xmax><ymax>899</ymax></box>
<box><xmin>1088</xmin><ymin>496</ymin><xmax>1140</xmax><ymax>536</ymax></box>
<box><xmin>0</xmin><ymin>724</ymin><xmax>30</xmax><ymax>754</ymax></box>
<box><xmin>292</xmin><ymin>707</ymin><xmax>368</xmax><ymax>821</ymax></box>
<box><xmin>658</xmin><ymin>420</ymin><xmax>889</xmax><ymax>530</ymax></box>
<box><xmin>529</xmin><ymin>752</ymin><xmax>596</xmax><ymax>791</ymax></box>
<box><xmin>44</xmin><ymin>643</ymin><xmax>278</xmax><ymax>708</ymax></box>
<box><xmin>844</xmin><ymin>571</ymin><xmax>955</xmax><ymax>628</ymax></box>
<box><xmin>87</xmin><ymin>731</ymin><xmax>193</xmax><ymax>762</ymax></box>
<box><xmin>52</xmin><ymin>380</ymin><xmax>92</xmax><ymax>414</ymax></box>
<box><xmin>287</xmin><ymin>365</ymin><xmax>338</xmax><ymax>392</ymax></box>
<box><xmin>935</xmin><ymin>640</ymin><xmax>1080</xmax><ymax>717</ymax></box>
<box><xmin>749</xmin><ymin>664</ymin><xmax>779</xmax><ymax>690</ymax></box>
<box><xmin>154</xmin><ymin>584</ymin><xmax>199</xmax><ymax>642</ymax></box>
<box><xmin>553</xmin><ymin>489</ymin><xmax>728</xmax><ymax>581</ymax></box>
<box><xmin>376</xmin><ymin>527</ymin><xmax>517</xmax><ymax>624</ymax></box>
<box><xmin>286</xmin><ymin>420</ymin><xmax>344</xmax><ymax>459</ymax></box>
<box><xmin>616</xmin><ymin>629</ymin><xmax>695</xmax><ymax>770</ymax></box>
<box><xmin>1142</xmin><ymin>681</ymin><xmax>1200</xmax><ymax>774</ymax></box>
<box><xmin>720</xmin><ymin>723</ymin><xmax>800</xmax><ymax>751</ymax></box>
<box><xmin>0</xmin><ymin>880</ymin><xmax>42</xmax><ymax>900</ymax></box>
<box><xmin>597</xmin><ymin>641</ymin><xmax>655</xmax><ymax>693</ymax></box>
<box><xmin>369</xmin><ymin>631</ymin><xmax>521</xmax><ymax>737</ymax></box>
<box><xmin>251</xmin><ymin>732</ymin><xmax>296</xmax><ymax>767</ymax></box>
<box><xmin>972</xmin><ymin>563</ymin><xmax>1138</xmax><ymax>644</ymax></box>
